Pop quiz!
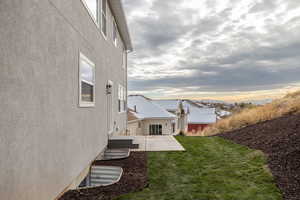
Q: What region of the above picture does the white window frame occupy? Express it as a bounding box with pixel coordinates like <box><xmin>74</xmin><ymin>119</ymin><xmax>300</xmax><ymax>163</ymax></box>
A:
<box><xmin>81</xmin><ymin>0</ymin><xmax>100</xmax><ymax>26</ymax></box>
<box><xmin>149</xmin><ymin>124</ymin><xmax>163</xmax><ymax>135</ymax></box>
<box><xmin>100</xmin><ymin>0</ymin><xmax>107</xmax><ymax>39</ymax></box>
<box><xmin>118</xmin><ymin>84</ymin><xmax>126</xmax><ymax>113</ymax></box>
<box><xmin>79</xmin><ymin>52</ymin><xmax>96</xmax><ymax>108</ymax></box>
<box><xmin>112</xmin><ymin>19</ymin><xmax>118</xmax><ymax>47</ymax></box>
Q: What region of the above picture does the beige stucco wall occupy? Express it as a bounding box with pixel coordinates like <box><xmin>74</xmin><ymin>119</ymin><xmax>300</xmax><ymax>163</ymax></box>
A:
<box><xmin>0</xmin><ymin>1</ymin><xmax>127</xmax><ymax>200</ymax></box>
<box><xmin>127</xmin><ymin>121</ymin><xmax>143</xmax><ymax>136</ymax></box>
<box><xmin>128</xmin><ymin>118</ymin><xmax>177</xmax><ymax>136</ymax></box>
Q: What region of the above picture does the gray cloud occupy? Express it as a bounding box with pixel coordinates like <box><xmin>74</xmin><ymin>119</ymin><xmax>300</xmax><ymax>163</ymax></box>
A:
<box><xmin>123</xmin><ymin>0</ymin><xmax>300</xmax><ymax>97</ymax></box>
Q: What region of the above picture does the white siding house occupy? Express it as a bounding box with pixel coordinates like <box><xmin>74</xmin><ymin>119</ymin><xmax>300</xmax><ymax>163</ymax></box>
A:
<box><xmin>127</xmin><ymin>95</ymin><xmax>177</xmax><ymax>136</ymax></box>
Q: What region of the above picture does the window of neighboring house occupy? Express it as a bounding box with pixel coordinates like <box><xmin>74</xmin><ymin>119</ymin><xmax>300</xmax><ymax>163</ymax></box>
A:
<box><xmin>82</xmin><ymin>0</ymin><xmax>99</xmax><ymax>24</ymax></box>
<box><xmin>112</xmin><ymin>20</ymin><xmax>118</xmax><ymax>46</ymax></box>
<box><xmin>149</xmin><ymin>124</ymin><xmax>162</xmax><ymax>135</ymax></box>
<box><xmin>79</xmin><ymin>53</ymin><xmax>95</xmax><ymax>107</ymax></box>
<box><xmin>101</xmin><ymin>0</ymin><xmax>107</xmax><ymax>37</ymax></box>
<box><xmin>118</xmin><ymin>85</ymin><xmax>126</xmax><ymax>112</ymax></box>
<box><xmin>138</xmin><ymin>122</ymin><xmax>141</xmax><ymax>128</ymax></box>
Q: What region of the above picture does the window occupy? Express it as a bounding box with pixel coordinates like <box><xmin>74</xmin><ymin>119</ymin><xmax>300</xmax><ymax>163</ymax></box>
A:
<box><xmin>101</xmin><ymin>0</ymin><xmax>107</xmax><ymax>36</ymax></box>
<box><xmin>118</xmin><ymin>85</ymin><xmax>126</xmax><ymax>112</ymax></box>
<box><xmin>149</xmin><ymin>124</ymin><xmax>162</xmax><ymax>135</ymax></box>
<box><xmin>112</xmin><ymin>20</ymin><xmax>118</xmax><ymax>46</ymax></box>
<box><xmin>79</xmin><ymin>53</ymin><xmax>95</xmax><ymax>107</ymax></box>
<box><xmin>172</xmin><ymin>123</ymin><xmax>176</xmax><ymax>133</ymax></box>
<box><xmin>82</xmin><ymin>0</ymin><xmax>99</xmax><ymax>24</ymax></box>
<box><xmin>122</xmin><ymin>50</ymin><xmax>126</xmax><ymax>69</ymax></box>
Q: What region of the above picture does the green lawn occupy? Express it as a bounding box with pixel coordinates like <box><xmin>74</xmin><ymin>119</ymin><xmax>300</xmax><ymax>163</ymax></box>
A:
<box><xmin>117</xmin><ymin>136</ymin><xmax>282</xmax><ymax>200</ymax></box>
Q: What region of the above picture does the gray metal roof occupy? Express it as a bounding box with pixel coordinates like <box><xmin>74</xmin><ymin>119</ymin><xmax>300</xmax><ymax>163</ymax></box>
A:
<box><xmin>109</xmin><ymin>0</ymin><xmax>133</xmax><ymax>51</ymax></box>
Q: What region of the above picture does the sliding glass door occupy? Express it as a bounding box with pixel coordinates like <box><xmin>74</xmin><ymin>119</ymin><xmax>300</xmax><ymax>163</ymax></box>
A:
<box><xmin>149</xmin><ymin>124</ymin><xmax>162</xmax><ymax>135</ymax></box>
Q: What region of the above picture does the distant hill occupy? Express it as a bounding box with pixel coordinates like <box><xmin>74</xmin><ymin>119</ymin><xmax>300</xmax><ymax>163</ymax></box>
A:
<box><xmin>242</xmin><ymin>99</ymin><xmax>273</xmax><ymax>105</ymax></box>
<box><xmin>203</xmin><ymin>90</ymin><xmax>300</xmax><ymax>136</ymax></box>
<box><xmin>195</xmin><ymin>99</ymin><xmax>233</xmax><ymax>105</ymax></box>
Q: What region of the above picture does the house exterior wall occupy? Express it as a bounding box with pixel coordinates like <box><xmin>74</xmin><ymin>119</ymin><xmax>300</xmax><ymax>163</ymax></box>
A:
<box><xmin>127</xmin><ymin>119</ymin><xmax>174</xmax><ymax>136</ymax></box>
<box><xmin>142</xmin><ymin>119</ymin><xmax>174</xmax><ymax>135</ymax></box>
<box><xmin>0</xmin><ymin>1</ymin><xmax>127</xmax><ymax>200</ymax></box>
<box><xmin>175</xmin><ymin>113</ymin><xmax>188</xmax><ymax>134</ymax></box>
<box><xmin>188</xmin><ymin>124</ymin><xmax>210</xmax><ymax>133</ymax></box>
<box><xmin>127</xmin><ymin>121</ymin><xmax>143</xmax><ymax>136</ymax></box>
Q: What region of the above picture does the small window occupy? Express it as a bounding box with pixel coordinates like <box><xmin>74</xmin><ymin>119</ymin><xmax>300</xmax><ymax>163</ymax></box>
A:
<box><xmin>101</xmin><ymin>0</ymin><xmax>107</xmax><ymax>36</ymax></box>
<box><xmin>112</xmin><ymin>20</ymin><xmax>118</xmax><ymax>46</ymax></box>
<box><xmin>118</xmin><ymin>85</ymin><xmax>126</xmax><ymax>112</ymax></box>
<box><xmin>79</xmin><ymin>53</ymin><xmax>95</xmax><ymax>107</ymax></box>
<box><xmin>82</xmin><ymin>0</ymin><xmax>99</xmax><ymax>24</ymax></box>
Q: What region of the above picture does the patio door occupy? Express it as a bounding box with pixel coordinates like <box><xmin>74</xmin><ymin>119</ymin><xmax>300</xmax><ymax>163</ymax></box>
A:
<box><xmin>107</xmin><ymin>81</ymin><xmax>114</xmax><ymax>135</ymax></box>
<box><xmin>149</xmin><ymin>124</ymin><xmax>162</xmax><ymax>135</ymax></box>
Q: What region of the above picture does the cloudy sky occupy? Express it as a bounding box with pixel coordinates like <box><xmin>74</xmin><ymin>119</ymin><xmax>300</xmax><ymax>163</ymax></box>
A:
<box><xmin>123</xmin><ymin>0</ymin><xmax>300</xmax><ymax>101</ymax></box>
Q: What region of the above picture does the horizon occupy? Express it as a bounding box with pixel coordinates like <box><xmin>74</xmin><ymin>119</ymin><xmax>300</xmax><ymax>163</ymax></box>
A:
<box><xmin>123</xmin><ymin>0</ymin><xmax>300</xmax><ymax>101</ymax></box>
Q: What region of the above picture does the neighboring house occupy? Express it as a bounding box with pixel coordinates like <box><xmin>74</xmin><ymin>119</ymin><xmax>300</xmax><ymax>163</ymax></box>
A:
<box><xmin>127</xmin><ymin>109</ymin><xmax>143</xmax><ymax>136</ymax></box>
<box><xmin>0</xmin><ymin>1</ymin><xmax>132</xmax><ymax>200</ymax></box>
<box><xmin>155</xmin><ymin>100</ymin><xmax>217</xmax><ymax>134</ymax></box>
<box><xmin>216</xmin><ymin>110</ymin><xmax>232</xmax><ymax>119</ymax></box>
<box><xmin>184</xmin><ymin>101</ymin><xmax>217</xmax><ymax>133</ymax></box>
<box><xmin>127</xmin><ymin>95</ymin><xmax>177</xmax><ymax>135</ymax></box>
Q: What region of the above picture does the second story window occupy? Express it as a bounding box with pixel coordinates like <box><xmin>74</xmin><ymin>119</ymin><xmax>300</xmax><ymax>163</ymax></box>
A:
<box><xmin>101</xmin><ymin>0</ymin><xmax>107</xmax><ymax>37</ymax></box>
<box><xmin>82</xmin><ymin>0</ymin><xmax>99</xmax><ymax>24</ymax></box>
<box><xmin>118</xmin><ymin>85</ymin><xmax>126</xmax><ymax>112</ymax></box>
<box><xmin>112</xmin><ymin>21</ymin><xmax>118</xmax><ymax>46</ymax></box>
<box><xmin>79</xmin><ymin>53</ymin><xmax>96</xmax><ymax>107</ymax></box>
<box><xmin>122</xmin><ymin>50</ymin><xmax>126</xmax><ymax>69</ymax></box>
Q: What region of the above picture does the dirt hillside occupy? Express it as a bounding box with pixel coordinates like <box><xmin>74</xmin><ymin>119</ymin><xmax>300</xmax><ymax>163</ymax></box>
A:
<box><xmin>218</xmin><ymin>114</ymin><xmax>300</xmax><ymax>200</ymax></box>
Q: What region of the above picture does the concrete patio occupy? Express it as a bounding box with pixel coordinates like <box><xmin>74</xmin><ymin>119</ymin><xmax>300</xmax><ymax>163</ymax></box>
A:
<box><xmin>131</xmin><ymin>136</ymin><xmax>185</xmax><ymax>152</ymax></box>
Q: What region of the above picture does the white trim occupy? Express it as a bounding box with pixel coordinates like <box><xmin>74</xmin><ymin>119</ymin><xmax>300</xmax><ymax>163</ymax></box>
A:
<box><xmin>112</xmin><ymin>19</ymin><xmax>118</xmax><ymax>47</ymax></box>
<box><xmin>80</xmin><ymin>0</ymin><xmax>109</xmax><ymax>41</ymax></box>
<box><xmin>79</xmin><ymin>52</ymin><xmax>96</xmax><ymax>108</ymax></box>
<box><xmin>100</xmin><ymin>0</ymin><xmax>108</xmax><ymax>39</ymax></box>
<box><xmin>118</xmin><ymin>84</ymin><xmax>126</xmax><ymax>113</ymax></box>
<box><xmin>149</xmin><ymin>124</ymin><xmax>163</xmax><ymax>135</ymax></box>
<box><xmin>80</xmin><ymin>0</ymin><xmax>100</xmax><ymax>27</ymax></box>
<box><xmin>128</xmin><ymin>119</ymin><xmax>142</xmax><ymax>124</ymax></box>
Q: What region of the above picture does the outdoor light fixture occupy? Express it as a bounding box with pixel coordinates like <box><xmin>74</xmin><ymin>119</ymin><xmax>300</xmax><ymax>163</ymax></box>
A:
<box><xmin>106</xmin><ymin>83</ymin><xmax>112</xmax><ymax>94</ymax></box>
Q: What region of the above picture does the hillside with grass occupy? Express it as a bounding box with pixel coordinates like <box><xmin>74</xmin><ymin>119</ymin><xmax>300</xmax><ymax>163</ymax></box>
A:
<box><xmin>203</xmin><ymin>90</ymin><xmax>300</xmax><ymax>136</ymax></box>
<box><xmin>200</xmin><ymin>90</ymin><xmax>300</xmax><ymax>200</ymax></box>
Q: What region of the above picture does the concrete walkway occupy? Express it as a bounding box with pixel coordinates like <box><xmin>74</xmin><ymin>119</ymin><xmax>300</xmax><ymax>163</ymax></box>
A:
<box><xmin>131</xmin><ymin>136</ymin><xmax>185</xmax><ymax>152</ymax></box>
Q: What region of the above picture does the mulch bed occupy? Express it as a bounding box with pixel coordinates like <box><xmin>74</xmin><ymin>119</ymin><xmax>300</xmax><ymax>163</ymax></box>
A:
<box><xmin>59</xmin><ymin>152</ymin><xmax>148</xmax><ymax>200</ymax></box>
<box><xmin>217</xmin><ymin>113</ymin><xmax>300</xmax><ymax>200</ymax></box>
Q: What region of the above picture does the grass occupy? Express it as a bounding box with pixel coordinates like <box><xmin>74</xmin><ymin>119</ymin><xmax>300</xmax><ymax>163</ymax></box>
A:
<box><xmin>203</xmin><ymin>90</ymin><xmax>300</xmax><ymax>136</ymax></box>
<box><xmin>116</xmin><ymin>136</ymin><xmax>282</xmax><ymax>200</ymax></box>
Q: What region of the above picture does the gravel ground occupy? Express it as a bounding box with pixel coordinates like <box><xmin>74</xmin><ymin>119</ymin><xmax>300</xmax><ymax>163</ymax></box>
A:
<box><xmin>59</xmin><ymin>152</ymin><xmax>148</xmax><ymax>200</ymax></box>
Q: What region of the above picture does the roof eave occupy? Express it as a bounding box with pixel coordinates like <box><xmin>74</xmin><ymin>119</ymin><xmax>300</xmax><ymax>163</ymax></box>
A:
<box><xmin>144</xmin><ymin>117</ymin><xmax>176</xmax><ymax>120</ymax></box>
<box><xmin>109</xmin><ymin>0</ymin><xmax>133</xmax><ymax>52</ymax></box>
